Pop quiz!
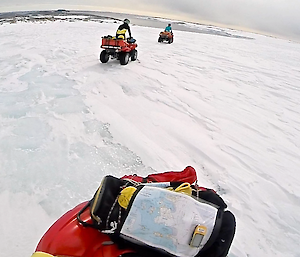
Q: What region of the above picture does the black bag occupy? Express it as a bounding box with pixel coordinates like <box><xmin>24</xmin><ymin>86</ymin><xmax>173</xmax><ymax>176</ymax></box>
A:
<box><xmin>78</xmin><ymin>176</ymin><xmax>224</xmax><ymax>257</ymax></box>
<box><xmin>77</xmin><ymin>175</ymin><xmax>129</xmax><ymax>230</ymax></box>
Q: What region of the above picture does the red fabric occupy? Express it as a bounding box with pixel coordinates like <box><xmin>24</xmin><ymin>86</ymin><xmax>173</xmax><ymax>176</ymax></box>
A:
<box><xmin>194</xmin><ymin>184</ymin><xmax>216</xmax><ymax>193</ymax></box>
<box><xmin>121</xmin><ymin>166</ymin><xmax>197</xmax><ymax>184</ymax></box>
<box><xmin>120</xmin><ymin>174</ymin><xmax>144</xmax><ymax>182</ymax></box>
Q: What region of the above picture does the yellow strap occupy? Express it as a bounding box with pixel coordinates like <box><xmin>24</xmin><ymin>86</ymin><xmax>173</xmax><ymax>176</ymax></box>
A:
<box><xmin>31</xmin><ymin>252</ymin><xmax>55</xmax><ymax>257</ymax></box>
<box><xmin>91</xmin><ymin>180</ymin><xmax>104</xmax><ymax>223</ymax></box>
<box><xmin>118</xmin><ymin>186</ymin><xmax>137</xmax><ymax>209</ymax></box>
<box><xmin>174</xmin><ymin>182</ymin><xmax>192</xmax><ymax>196</ymax></box>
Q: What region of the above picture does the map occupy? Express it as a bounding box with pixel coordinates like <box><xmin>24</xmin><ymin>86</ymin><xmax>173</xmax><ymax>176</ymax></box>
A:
<box><xmin>120</xmin><ymin>186</ymin><xmax>218</xmax><ymax>257</ymax></box>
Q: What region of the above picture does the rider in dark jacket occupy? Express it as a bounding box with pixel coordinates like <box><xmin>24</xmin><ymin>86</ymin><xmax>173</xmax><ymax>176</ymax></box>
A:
<box><xmin>116</xmin><ymin>18</ymin><xmax>132</xmax><ymax>39</ymax></box>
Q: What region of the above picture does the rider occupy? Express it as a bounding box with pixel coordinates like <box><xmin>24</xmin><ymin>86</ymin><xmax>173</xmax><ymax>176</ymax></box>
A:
<box><xmin>116</xmin><ymin>18</ymin><xmax>132</xmax><ymax>39</ymax></box>
<box><xmin>165</xmin><ymin>23</ymin><xmax>172</xmax><ymax>33</ymax></box>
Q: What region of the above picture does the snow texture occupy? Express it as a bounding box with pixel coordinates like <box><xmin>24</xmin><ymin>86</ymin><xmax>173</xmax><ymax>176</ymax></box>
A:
<box><xmin>0</xmin><ymin>15</ymin><xmax>300</xmax><ymax>257</ymax></box>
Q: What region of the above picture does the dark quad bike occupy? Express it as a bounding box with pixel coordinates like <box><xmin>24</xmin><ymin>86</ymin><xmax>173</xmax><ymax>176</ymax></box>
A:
<box><xmin>158</xmin><ymin>31</ymin><xmax>174</xmax><ymax>44</ymax></box>
<box><xmin>100</xmin><ymin>36</ymin><xmax>138</xmax><ymax>65</ymax></box>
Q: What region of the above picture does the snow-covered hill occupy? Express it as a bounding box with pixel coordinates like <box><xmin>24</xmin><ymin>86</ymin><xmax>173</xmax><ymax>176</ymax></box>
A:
<box><xmin>0</xmin><ymin>16</ymin><xmax>300</xmax><ymax>257</ymax></box>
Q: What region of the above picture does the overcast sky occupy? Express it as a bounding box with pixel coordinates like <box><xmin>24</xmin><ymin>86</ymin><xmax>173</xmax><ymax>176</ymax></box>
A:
<box><xmin>1</xmin><ymin>0</ymin><xmax>300</xmax><ymax>42</ymax></box>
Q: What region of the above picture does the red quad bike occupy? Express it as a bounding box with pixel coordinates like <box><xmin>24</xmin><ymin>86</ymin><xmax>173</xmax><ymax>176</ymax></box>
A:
<box><xmin>100</xmin><ymin>36</ymin><xmax>138</xmax><ymax>65</ymax></box>
<box><xmin>158</xmin><ymin>31</ymin><xmax>174</xmax><ymax>44</ymax></box>
<box><xmin>31</xmin><ymin>167</ymin><xmax>198</xmax><ymax>257</ymax></box>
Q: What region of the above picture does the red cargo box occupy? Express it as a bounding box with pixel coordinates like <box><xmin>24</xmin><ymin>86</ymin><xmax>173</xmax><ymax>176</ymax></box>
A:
<box><xmin>101</xmin><ymin>38</ymin><xmax>127</xmax><ymax>47</ymax></box>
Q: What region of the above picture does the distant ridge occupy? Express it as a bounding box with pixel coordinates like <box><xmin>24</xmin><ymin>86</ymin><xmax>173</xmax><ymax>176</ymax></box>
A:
<box><xmin>0</xmin><ymin>9</ymin><xmax>252</xmax><ymax>40</ymax></box>
<box><xmin>0</xmin><ymin>9</ymin><xmax>119</xmax><ymax>21</ymax></box>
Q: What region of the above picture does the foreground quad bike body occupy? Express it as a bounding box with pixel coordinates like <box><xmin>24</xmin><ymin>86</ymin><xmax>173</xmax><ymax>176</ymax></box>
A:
<box><xmin>32</xmin><ymin>201</ymin><xmax>136</xmax><ymax>257</ymax></box>
<box><xmin>158</xmin><ymin>31</ymin><xmax>174</xmax><ymax>44</ymax></box>
<box><xmin>100</xmin><ymin>36</ymin><xmax>138</xmax><ymax>65</ymax></box>
<box><xmin>31</xmin><ymin>167</ymin><xmax>198</xmax><ymax>257</ymax></box>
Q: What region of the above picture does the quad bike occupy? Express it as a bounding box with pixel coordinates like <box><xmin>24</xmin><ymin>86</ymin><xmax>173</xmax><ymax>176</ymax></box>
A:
<box><xmin>100</xmin><ymin>36</ymin><xmax>138</xmax><ymax>65</ymax></box>
<box><xmin>158</xmin><ymin>31</ymin><xmax>174</xmax><ymax>44</ymax></box>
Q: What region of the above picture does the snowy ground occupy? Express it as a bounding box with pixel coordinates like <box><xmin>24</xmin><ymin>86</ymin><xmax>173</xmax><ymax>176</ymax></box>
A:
<box><xmin>0</xmin><ymin>17</ymin><xmax>300</xmax><ymax>257</ymax></box>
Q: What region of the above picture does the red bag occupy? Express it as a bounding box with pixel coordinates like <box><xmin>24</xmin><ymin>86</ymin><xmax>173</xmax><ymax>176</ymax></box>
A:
<box><xmin>120</xmin><ymin>166</ymin><xmax>197</xmax><ymax>184</ymax></box>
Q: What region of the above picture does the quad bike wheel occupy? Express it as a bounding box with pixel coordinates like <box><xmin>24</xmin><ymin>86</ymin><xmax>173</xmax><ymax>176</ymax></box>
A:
<box><xmin>158</xmin><ymin>37</ymin><xmax>162</xmax><ymax>42</ymax></box>
<box><xmin>100</xmin><ymin>50</ymin><xmax>109</xmax><ymax>63</ymax></box>
<box><xmin>119</xmin><ymin>52</ymin><xmax>130</xmax><ymax>65</ymax></box>
<box><xmin>131</xmin><ymin>50</ymin><xmax>138</xmax><ymax>61</ymax></box>
<box><xmin>168</xmin><ymin>38</ymin><xmax>173</xmax><ymax>44</ymax></box>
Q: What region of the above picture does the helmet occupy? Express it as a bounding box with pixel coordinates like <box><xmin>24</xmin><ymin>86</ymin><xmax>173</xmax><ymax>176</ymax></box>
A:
<box><xmin>168</xmin><ymin>23</ymin><xmax>171</xmax><ymax>26</ymax></box>
<box><xmin>124</xmin><ymin>18</ymin><xmax>130</xmax><ymax>24</ymax></box>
